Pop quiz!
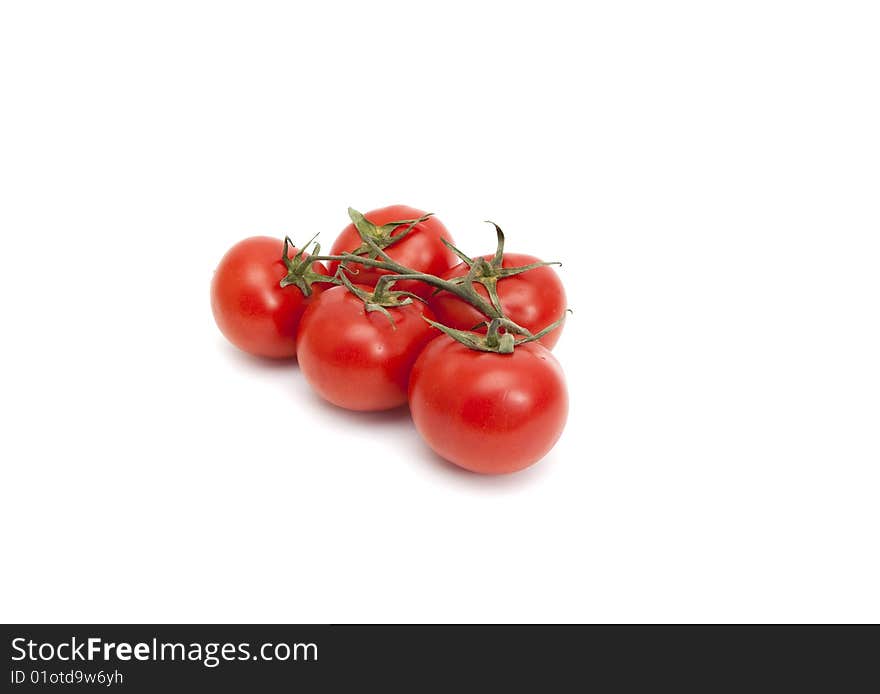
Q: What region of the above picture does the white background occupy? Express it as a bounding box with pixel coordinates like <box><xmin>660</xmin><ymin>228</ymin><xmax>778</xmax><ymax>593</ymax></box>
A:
<box><xmin>1</xmin><ymin>1</ymin><xmax>878</xmax><ymax>623</ymax></box>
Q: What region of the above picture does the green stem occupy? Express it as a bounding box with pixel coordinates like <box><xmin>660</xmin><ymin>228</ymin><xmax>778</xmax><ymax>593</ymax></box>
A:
<box><xmin>316</xmin><ymin>251</ymin><xmax>521</xmax><ymax>331</ymax></box>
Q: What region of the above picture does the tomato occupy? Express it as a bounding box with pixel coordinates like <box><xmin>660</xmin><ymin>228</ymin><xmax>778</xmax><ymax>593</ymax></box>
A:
<box><xmin>428</xmin><ymin>253</ymin><xmax>567</xmax><ymax>349</ymax></box>
<box><xmin>408</xmin><ymin>338</ymin><xmax>568</xmax><ymax>474</ymax></box>
<box><xmin>211</xmin><ymin>236</ymin><xmax>329</xmax><ymax>358</ymax></box>
<box><xmin>296</xmin><ymin>284</ymin><xmax>438</xmax><ymax>411</ymax></box>
<box><xmin>328</xmin><ymin>205</ymin><xmax>457</xmax><ymax>299</ymax></box>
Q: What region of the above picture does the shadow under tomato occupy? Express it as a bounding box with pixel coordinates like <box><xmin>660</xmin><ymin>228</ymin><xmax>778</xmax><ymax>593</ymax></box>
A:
<box><xmin>219</xmin><ymin>337</ymin><xmax>560</xmax><ymax>488</ymax></box>
<box><xmin>218</xmin><ymin>339</ymin><xmax>298</xmax><ymax>372</ymax></box>
<box><xmin>304</xmin><ymin>386</ymin><xmax>557</xmax><ymax>488</ymax></box>
<box><xmin>306</xmin><ymin>388</ymin><xmax>413</xmax><ymax>429</ymax></box>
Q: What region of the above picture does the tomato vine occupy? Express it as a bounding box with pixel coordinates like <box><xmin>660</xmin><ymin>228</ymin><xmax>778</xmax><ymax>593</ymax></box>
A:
<box><xmin>280</xmin><ymin>207</ymin><xmax>569</xmax><ymax>353</ymax></box>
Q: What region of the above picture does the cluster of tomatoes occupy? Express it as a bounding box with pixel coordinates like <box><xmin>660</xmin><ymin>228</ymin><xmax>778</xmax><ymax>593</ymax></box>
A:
<box><xmin>211</xmin><ymin>205</ymin><xmax>569</xmax><ymax>475</ymax></box>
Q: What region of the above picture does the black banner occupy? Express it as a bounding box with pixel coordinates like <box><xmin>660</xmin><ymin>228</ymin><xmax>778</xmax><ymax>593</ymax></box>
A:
<box><xmin>2</xmin><ymin>625</ymin><xmax>877</xmax><ymax>690</ymax></box>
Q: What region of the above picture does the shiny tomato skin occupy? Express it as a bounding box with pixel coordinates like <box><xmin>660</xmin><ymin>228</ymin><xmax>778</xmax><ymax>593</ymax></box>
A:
<box><xmin>296</xmin><ymin>285</ymin><xmax>438</xmax><ymax>411</ymax></box>
<box><xmin>211</xmin><ymin>236</ymin><xmax>329</xmax><ymax>359</ymax></box>
<box><xmin>408</xmin><ymin>338</ymin><xmax>568</xmax><ymax>474</ymax></box>
<box><xmin>428</xmin><ymin>253</ymin><xmax>567</xmax><ymax>349</ymax></box>
<box><xmin>328</xmin><ymin>205</ymin><xmax>457</xmax><ymax>299</ymax></box>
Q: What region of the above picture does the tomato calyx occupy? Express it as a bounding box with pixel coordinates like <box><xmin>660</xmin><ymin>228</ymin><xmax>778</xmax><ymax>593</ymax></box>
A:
<box><xmin>424</xmin><ymin>311</ymin><xmax>571</xmax><ymax>354</ymax></box>
<box><xmin>279</xmin><ymin>235</ymin><xmax>336</xmax><ymax>296</ymax></box>
<box><xmin>437</xmin><ymin>222</ymin><xmax>562</xmax><ymax>313</ymax></box>
<box><xmin>345</xmin><ymin>207</ymin><xmax>435</xmax><ymax>259</ymax></box>
<box><xmin>424</xmin><ymin>317</ymin><xmax>517</xmax><ymax>353</ymax></box>
<box><xmin>336</xmin><ymin>268</ymin><xmax>426</xmax><ymax>329</ymax></box>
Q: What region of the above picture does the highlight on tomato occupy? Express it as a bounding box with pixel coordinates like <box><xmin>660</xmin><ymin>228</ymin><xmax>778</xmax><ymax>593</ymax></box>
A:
<box><xmin>211</xmin><ymin>236</ymin><xmax>330</xmax><ymax>358</ymax></box>
<box><xmin>328</xmin><ymin>205</ymin><xmax>457</xmax><ymax>299</ymax></box>
<box><xmin>296</xmin><ymin>281</ymin><xmax>438</xmax><ymax>412</ymax></box>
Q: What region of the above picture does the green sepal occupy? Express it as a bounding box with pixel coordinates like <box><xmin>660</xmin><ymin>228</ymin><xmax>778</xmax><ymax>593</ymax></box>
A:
<box><xmin>346</xmin><ymin>207</ymin><xmax>434</xmax><ymax>259</ymax></box>
<box><xmin>279</xmin><ymin>235</ymin><xmax>337</xmax><ymax>296</ymax></box>
<box><xmin>421</xmin><ymin>310</ymin><xmax>569</xmax><ymax>354</ymax></box>
<box><xmin>422</xmin><ymin>317</ymin><xmax>517</xmax><ymax>354</ymax></box>
<box><xmin>336</xmin><ymin>268</ymin><xmax>430</xmax><ymax>330</ymax></box>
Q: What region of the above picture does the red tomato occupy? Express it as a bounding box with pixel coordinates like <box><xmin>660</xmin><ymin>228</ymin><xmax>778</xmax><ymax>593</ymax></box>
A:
<box><xmin>409</xmin><ymin>338</ymin><xmax>568</xmax><ymax>474</ymax></box>
<box><xmin>328</xmin><ymin>205</ymin><xmax>457</xmax><ymax>299</ymax></box>
<box><xmin>296</xmin><ymin>285</ymin><xmax>438</xmax><ymax>411</ymax></box>
<box><xmin>211</xmin><ymin>236</ymin><xmax>329</xmax><ymax>359</ymax></box>
<box><xmin>428</xmin><ymin>253</ymin><xmax>567</xmax><ymax>349</ymax></box>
